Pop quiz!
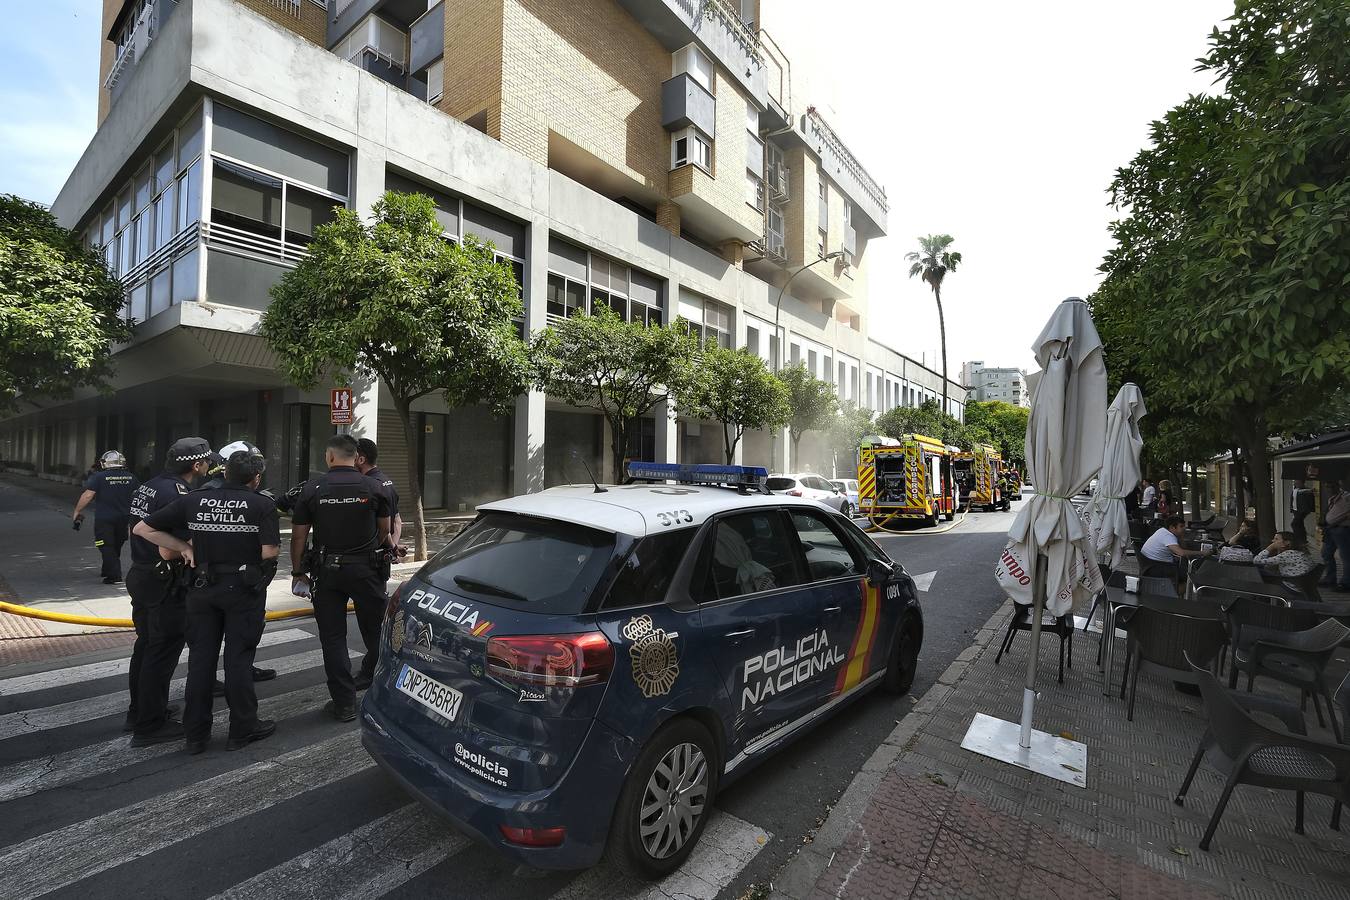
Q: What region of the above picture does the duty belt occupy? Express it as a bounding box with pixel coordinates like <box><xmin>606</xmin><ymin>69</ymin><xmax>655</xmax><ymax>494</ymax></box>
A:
<box><xmin>320</xmin><ymin>550</ymin><xmax>381</xmax><ymax>567</ymax></box>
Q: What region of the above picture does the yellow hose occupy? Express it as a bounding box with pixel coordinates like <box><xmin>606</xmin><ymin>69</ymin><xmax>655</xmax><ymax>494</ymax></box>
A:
<box><xmin>0</xmin><ymin>599</ymin><xmax>354</xmax><ymax>630</ymax></box>
<box><xmin>866</xmin><ymin>509</ymin><xmax>968</xmax><ymax>536</ymax></box>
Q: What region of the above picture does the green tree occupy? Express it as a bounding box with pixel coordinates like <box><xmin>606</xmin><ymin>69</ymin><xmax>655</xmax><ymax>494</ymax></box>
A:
<box><xmin>829</xmin><ymin>402</ymin><xmax>876</xmax><ymax>478</ymax></box>
<box><xmin>1089</xmin><ymin>0</ymin><xmax>1350</xmax><ymax>537</ymax></box>
<box><xmin>262</xmin><ymin>191</ymin><xmax>529</xmax><ymax>560</ymax></box>
<box><xmin>905</xmin><ymin>235</ymin><xmax>961</xmax><ymax>419</ymax></box>
<box><xmin>532</xmin><ymin>306</ymin><xmax>700</xmax><ymax>481</ymax></box>
<box><xmin>777</xmin><ymin>364</ymin><xmax>839</xmax><ymax>465</ymax></box>
<box><xmin>876</xmin><ymin>399</ymin><xmax>968</xmax><ymax>447</ymax></box>
<box><xmin>0</xmin><ymin>195</ymin><xmax>132</xmax><ymax>412</ymax></box>
<box><xmin>962</xmin><ymin>400</ymin><xmax>1029</xmax><ymax>463</ymax></box>
<box><xmin>678</xmin><ymin>347</ymin><xmax>789</xmax><ymax>464</ymax></box>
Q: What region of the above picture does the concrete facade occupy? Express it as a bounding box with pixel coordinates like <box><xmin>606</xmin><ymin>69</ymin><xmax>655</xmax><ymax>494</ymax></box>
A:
<box><xmin>4</xmin><ymin>0</ymin><xmax>962</xmax><ymax>509</ymax></box>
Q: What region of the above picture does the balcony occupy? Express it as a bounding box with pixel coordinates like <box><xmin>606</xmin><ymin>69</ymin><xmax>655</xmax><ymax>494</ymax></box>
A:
<box><xmin>803</xmin><ymin>107</ymin><xmax>888</xmax><ymax>236</ymax></box>
<box><xmin>661</xmin><ymin>73</ymin><xmax>716</xmax><ymax>138</ymax></box>
<box><xmin>616</xmin><ymin>0</ymin><xmax>766</xmax><ymax>106</ymax></box>
<box><xmin>409</xmin><ymin>1</ymin><xmax>444</xmax><ymax>75</ymax></box>
<box><xmin>105</xmin><ymin>2</ymin><xmax>160</xmax><ymax>91</ymax></box>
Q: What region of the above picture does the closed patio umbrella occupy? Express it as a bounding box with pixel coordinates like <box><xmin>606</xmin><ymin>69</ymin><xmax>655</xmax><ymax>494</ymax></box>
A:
<box><xmin>1090</xmin><ymin>384</ymin><xmax>1146</xmax><ymax>569</ymax></box>
<box><xmin>977</xmin><ymin>298</ymin><xmax>1106</xmax><ymax>772</ymax></box>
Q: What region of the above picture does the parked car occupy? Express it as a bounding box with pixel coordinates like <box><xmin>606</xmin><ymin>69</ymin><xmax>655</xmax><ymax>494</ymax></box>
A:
<box><xmin>362</xmin><ymin>463</ymin><xmax>923</xmax><ymax>878</ymax></box>
<box><xmin>767</xmin><ymin>473</ymin><xmax>849</xmax><ymax>514</ymax></box>
<box><xmin>830</xmin><ymin>479</ymin><xmax>860</xmax><ymax>517</ymax></box>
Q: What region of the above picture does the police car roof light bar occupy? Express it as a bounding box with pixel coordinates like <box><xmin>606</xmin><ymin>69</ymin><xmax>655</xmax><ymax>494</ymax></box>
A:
<box><xmin>625</xmin><ymin>462</ymin><xmax>771</xmax><ymax>494</ymax></box>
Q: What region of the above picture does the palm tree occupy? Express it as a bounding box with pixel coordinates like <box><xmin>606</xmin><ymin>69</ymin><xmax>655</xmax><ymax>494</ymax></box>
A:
<box><xmin>906</xmin><ymin>235</ymin><xmax>962</xmax><ymax>419</ymax></box>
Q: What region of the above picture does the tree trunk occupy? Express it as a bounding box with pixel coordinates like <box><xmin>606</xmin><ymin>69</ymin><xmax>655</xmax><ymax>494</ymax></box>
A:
<box><xmin>723</xmin><ymin>422</ymin><xmax>735</xmax><ymax>465</ymax></box>
<box><xmin>934</xmin><ymin>284</ymin><xmax>949</xmax><ymax>418</ymax></box>
<box><xmin>790</xmin><ymin>432</ymin><xmax>802</xmax><ymax>473</ymax></box>
<box><xmin>1236</xmin><ymin>414</ymin><xmax>1275</xmax><ymax>540</ymax></box>
<box><xmin>609</xmin><ymin>417</ymin><xmax>628</xmax><ymax>484</ymax></box>
<box><xmin>393</xmin><ymin>394</ymin><xmax>428</xmax><ymax>562</ymax></box>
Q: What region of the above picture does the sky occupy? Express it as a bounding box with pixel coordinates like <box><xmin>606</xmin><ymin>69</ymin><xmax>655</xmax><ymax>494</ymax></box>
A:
<box><xmin>0</xmin><ymin>1</ymin><xmax>1232</xmax><ymax>378</ymax></box>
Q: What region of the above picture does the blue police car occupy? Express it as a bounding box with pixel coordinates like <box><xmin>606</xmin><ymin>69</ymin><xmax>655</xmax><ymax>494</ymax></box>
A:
<box><xmin>361</xmin><ymin>463</ymin><xmax>923</xmax><ymax>879</ymax></box>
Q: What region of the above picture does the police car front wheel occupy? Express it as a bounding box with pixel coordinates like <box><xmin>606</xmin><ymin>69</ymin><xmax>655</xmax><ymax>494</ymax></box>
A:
<box><xmin>606</xmin><ymin>718</ymin><xmax>719</xmax><ymax>879</ymax></box>
<box><xmin>884</xmin><ymin>618</ymin><xmax>922</xmax><ymax>695</ymax></box>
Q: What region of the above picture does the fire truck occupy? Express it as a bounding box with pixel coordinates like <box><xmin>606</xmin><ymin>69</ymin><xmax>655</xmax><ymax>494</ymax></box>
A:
<box><xmin>952</xmin><ymin>444</ymin><xmax>1009</xmax><ymax>512</ymax></box>
<box><xmin>857</xmin><ymin>434</ymin><xmax>958</xmax><ymax>529</ymax></box>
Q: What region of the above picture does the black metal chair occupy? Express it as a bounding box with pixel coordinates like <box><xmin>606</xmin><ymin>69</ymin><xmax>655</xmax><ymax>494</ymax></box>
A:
<box><xmin>1118</xmin><ymin>601</ymin><xmax>1227</xmax><ymax>721</ymax></box>
<box><xmin>995</xmin><ymin>602</ymin><xmax>1073</xmax><ymax>684</ymax></box>
<box><xmin>1286</xmin><ymin>564</ymin><xmax>1326</xmax><ymax>602</ymax></box>
<box><xmin>1231</xmin><ymin>618</ymin><xmax>1350</xmax><ymax>742</ymax></box>
<box><xmin>1175</xmin><ymin>656</ymin><xmax>1350</xmax><ymax>850</ymax></box>
<box><xmin>1082</xmin><ymin>563</ymin><xmax>1113</xmax><ymax>634</ymax></box>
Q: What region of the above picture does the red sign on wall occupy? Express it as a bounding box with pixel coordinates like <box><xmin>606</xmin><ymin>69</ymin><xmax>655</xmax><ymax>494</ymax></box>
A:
<box><xmin>330</xmin><ymin>388</ymin><xmax>354</xmax><ymax>425</ymax></box>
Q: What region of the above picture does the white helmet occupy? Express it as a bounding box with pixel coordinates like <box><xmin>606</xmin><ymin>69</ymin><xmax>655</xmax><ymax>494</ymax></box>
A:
<box><xmin>100</xmin><ymin>450</ymin><xmax>126</xmax><ymax>468</ymax></box>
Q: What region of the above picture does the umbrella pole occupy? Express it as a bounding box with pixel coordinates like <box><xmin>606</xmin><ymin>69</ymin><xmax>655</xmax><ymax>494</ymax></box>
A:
<box><xmin>1019</xmin><ymin>551</ymin><xmax>1048</xmax><ymax>749</ymax></box>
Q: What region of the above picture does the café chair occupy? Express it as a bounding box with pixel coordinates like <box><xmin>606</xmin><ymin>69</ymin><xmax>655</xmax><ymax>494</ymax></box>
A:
<box><xmin>1118</xmin><ymin>601</ymin><xmax>1226</xmax><ymax>721</ymax></box>
<box><xmin>1231</xmin><ymin>618</ymin><xmax>1350</xmax><ymax>742</ymax></box>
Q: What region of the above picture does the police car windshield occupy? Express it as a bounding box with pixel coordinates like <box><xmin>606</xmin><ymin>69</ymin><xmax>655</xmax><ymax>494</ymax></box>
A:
<box><xmin>421</xmin><ymin>512</ymin><xmax>617</xmax><ymax>614</ymax></box>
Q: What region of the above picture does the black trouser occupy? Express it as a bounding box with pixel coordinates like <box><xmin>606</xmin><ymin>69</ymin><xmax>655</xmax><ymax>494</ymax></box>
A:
<box><xmin>312</xmin><ymin>562</ymin><xmax>386</xmax><ymax>707</ymax></box>
<box><xmin>125</xmin><ymin>563</ymin><xmax>187</xmax><ymax>732</ymax></box>
<box><xmin>93</xmin><ymin>516</ymin><xmax>130</xmax><ymax>581</ymax></box>
<box><xmin>183</xmin><ymin>578</ymin><xmax>266</xmax><ymax>742</ymax></box>
<box><xmin>1292</xmin><ymin>512</ymin><xmax>1309</xmax><ymax>544</ymax></box>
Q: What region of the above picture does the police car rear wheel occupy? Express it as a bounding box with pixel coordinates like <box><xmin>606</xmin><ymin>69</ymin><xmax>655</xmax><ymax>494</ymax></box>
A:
<box><xmin>884</xmin><ymin>618</ymin><xmax>921</xmax><ymax>695</ymax></box>
<box><xmin>607</xmin><ymin>718</ymin><xmax>718</xmax><ymax>879</ymax></box>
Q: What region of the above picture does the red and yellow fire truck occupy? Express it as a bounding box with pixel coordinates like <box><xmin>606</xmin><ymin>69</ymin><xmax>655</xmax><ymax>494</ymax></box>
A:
<box><xmin>952</xmin><ymin>444</ymin><xmax>1009</xmax><ymax>512</ymax></box>
<box><xmin>857</xmin><ymin>434</ymin><xmax>957</xmax><ymax>529</ymax></box>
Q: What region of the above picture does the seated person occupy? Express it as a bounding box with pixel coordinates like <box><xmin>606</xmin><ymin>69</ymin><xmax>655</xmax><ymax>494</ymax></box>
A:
<box><xmin>1218</xmin><ymin>519</ymin><xmax>1261</xmax><ymax>563</ymax></box>
<box><xmin>1253</xmin><ymin>531</ymin><xmax>1317</xmax><ymax>582</ymax></box>
<box><xmin>1140</xmin><ymin>515</ymin><xmax>1213</xmax><ymax>579</ymax></box>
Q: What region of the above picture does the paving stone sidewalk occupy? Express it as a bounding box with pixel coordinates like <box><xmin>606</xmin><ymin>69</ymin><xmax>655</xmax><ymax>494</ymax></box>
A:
<box><xmin>774</xmin><ymin>581</ymin><xmax>1350</xmax><ymax>899</ymax></box>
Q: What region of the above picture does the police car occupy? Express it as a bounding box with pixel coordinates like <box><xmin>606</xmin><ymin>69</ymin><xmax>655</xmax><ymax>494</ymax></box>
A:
<box><xmin>361</xmin><ymin>463</ymin><xmax>923</xmax><ymax>878</ymax></box>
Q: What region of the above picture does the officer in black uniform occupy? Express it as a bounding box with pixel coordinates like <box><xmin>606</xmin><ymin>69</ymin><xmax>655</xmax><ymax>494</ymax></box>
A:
<box><xmin>73</xmin><ymin>450</ymin><xmax>141</xmax><ymax>583</ymax></box>
<box><xmin>124</xmin><ymin>437</ymin><xmax>212</xmax><ymax>743</ymax></box>
<box><xmin>135</xmin><ymin>449</ymin><xmax>281</xmax><ymax>754</ymax></box>
<box><xmin>290</xmin><ymin>435</ymin><xmax>390</xmax><ymax>721</ymax></box>
<box><xmin>355</xmin><ymin>438</ymin><xmax>405</xmax><ymax>558</ymax></box>
<box><xmin>195</xmin><ymin>440</ymin><xmax>278</xmax><ymax>694</ymax></box>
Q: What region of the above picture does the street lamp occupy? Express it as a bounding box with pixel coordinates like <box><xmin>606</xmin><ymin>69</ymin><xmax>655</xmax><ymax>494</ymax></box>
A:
<box><xmin>771</xmin><ymin>250</ymin><xmax>846</xmax><ymax>471</ymax></box>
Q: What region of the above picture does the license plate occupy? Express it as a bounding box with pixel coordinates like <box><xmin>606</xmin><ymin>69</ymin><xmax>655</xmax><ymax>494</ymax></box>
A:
<box><xmin>396</xmin><ymin>664</ymin><xmax>463</xmax><ymax>723</ymax></box>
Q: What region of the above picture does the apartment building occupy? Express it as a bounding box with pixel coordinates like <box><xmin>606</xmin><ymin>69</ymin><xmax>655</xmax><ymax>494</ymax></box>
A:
<box><xmin>1</xmin><ymin>0</ymin><xmax>962</xmax><ymax>507</ymax></box>
<box><xmin>961</xmin><ymin>361</ymin><xmax>1029</xmax><ymax>407</ymax></box>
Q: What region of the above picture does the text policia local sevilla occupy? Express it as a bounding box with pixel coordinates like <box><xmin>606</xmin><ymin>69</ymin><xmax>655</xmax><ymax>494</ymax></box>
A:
<box><xmin>741</xmin><ymin>629</ymin><xmax>845</xmax><ymax>711</ymax></box>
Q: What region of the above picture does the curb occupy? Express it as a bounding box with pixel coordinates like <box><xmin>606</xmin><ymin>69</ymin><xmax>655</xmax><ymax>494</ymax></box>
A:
<box><xmin>769</xmin><ymin>601</ymin><xmax>1013</xmax><ymax>900</ymax></box>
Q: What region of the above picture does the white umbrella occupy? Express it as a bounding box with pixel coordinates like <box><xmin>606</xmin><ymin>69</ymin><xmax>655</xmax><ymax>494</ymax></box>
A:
<box><xmin>992</xmin><ymin>297</ymin><xmax>1106</xmax><ymax>752</ymax></box>
<box><xmin>1089</xmin><ymin>384</ymin><xmax>1147</xmax><ymax>569</ymax></box>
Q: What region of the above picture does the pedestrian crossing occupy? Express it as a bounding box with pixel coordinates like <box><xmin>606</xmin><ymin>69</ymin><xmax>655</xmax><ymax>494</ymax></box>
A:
<box><xmin>0</xmin><ymin>623</ymin><xmax>774</xmax><ymax>900</ymax></box>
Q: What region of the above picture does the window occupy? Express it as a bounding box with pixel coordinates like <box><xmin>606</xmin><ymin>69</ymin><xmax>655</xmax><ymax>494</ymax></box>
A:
<box><xmin>818</xmin><ymin>176</ymin><xmax>828</xmax><ymax>230</ymax></box>
<box><xmin>211</xmin><ymin>158</ymin><xmax>282</xmax><ymax>240</ymax></box>
<box><xmin>603</xmin><ymin>529</ymin><xmax>696</xmax><ymax>609</ymax></box>
<box><xmin>746</xmin><ymin>171</ymin><xmax>763</xmax><ymax>211</ymax></box>
<box><xmin>745</xmin><ymin>325</ymin><xmax>759</xmax><ymax>357</ymax></box>
<box><xmin>679</xmin><ymin>290</ymin><xmax>731</xmax><ymax>348</ymax></box>
<box><xmin>671</xmin><ymin>127</ymin><xmax>712</xmax><ymax>173</ymax></box>
<box><xmin>790</xmin><ymin>509</ymin><xmax>865</xmax><ymax>582</ymax></box>
<box><xmin>790</xmin><ymin>343</ymin><xmax>801</xmax><ymax>366</ymax></box>
<box><xmin>808</xmin><ymin>349</ymin><xmax>818</xmax><ymax>376</ymax></box>
<box><xmin>701</xmin><ymin>511</ymin><xmax>802</xmax><ymax>602</ymax></box>
<box><xmin>425</xmin><ymin>59</ymin><xmax>444</xmax><ymax>104</ymax></box>
<box><xmin>673</xmin><ymin>43</ymin><xmax>714</xmax><ymax>92</ymax></box>
<box><xmin>546</xmin><ymin>273</ymin><xmax>585</xmax><ymax>318</ymax></box>
<box><xmin>765</xmin><ymin>202</ymin><xmax>785</xmax><ymax>256</ymax></box>
<box><xmin>284</xmin><ymin>185</ymin><xmax>339</xmax><ymax>245</ymax></box>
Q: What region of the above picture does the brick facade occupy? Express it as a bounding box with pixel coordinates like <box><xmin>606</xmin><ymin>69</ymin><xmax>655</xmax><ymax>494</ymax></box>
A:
<box><xmin>236</xmin><ymin>0</ymin><xmax>326</xmax><ymax>46</ymax></box>
<box><xmin>440</xmin><ymin>0</ymin><xmax>507</xmax><ymax>140</ymax></box>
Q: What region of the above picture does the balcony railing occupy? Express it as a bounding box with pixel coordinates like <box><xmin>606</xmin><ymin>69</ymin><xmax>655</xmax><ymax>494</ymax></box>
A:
<box><xmin>805</xmin><ymin>107</ymin><xmax>888</xmax><ymax>216</ymax></box>
<box><xmin>704</xmin><ymin>0</ymin><xmax>761</xmax><ymax>65</ymax></box>
<box><xmin>262</xmin><ymin>0</ymin><xmax>302</xmax><ymax>16</ymax></box>
<box><xmin>203</xmin><ymin>221</ymin><xmax>311</xmax><ymax>266</ymax></box>
<box><xmin>104</xmin><ymin>3</ymin><xmax>157</xmax><ymax>90</ymax></box>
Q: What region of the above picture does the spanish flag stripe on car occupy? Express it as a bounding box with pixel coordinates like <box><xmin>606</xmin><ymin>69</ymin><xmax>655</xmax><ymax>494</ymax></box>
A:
<box><xmin>835</xmin><ymin>580</ymin><xmax>881</xmax><ymax>695</ymax></box>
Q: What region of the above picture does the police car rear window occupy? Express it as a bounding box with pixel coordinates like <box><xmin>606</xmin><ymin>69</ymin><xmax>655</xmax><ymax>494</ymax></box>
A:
<box><xmin>420</xmin><ymin>512</ymin><xmax>617</xmax><ymax>614</ymax></box>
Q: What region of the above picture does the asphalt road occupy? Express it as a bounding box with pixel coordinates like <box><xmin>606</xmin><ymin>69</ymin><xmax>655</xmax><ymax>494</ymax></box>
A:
<box><xmin>0</xmin><ymin>502</ymin><xmax>1019</xmax><ymax>900</ymax></box>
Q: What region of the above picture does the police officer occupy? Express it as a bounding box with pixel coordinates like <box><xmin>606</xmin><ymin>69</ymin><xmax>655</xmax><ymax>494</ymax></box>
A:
<box><xmin>124</xmin><ymin>438</ymin><xmax>212</xmax><ymax>742</ymax></box>
<box><xmin>134</xmin><ymin>449</ymin><xmax>280</xmax><ymax>754</ymax></box>
<box><xmin>72</xmin><ymin>450</ymin><xmax>140</xmax><ymax>584</ymax></box>
<box><xmin>195</xmin><ymin>440</ymin><xmax>278</xmax><ymax>694</ymax></box>
<box><xmin>355</xmin><ymin>438</ymin><xmax>405</xmax><ymax>556</ymax></box>
<box><xmin>290</xmin><ymin>435</ymin><xmax>390</xmax><ymax>720</ymax></box>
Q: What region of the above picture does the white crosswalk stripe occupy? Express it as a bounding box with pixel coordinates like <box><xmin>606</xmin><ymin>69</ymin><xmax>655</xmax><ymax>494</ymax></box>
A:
<box><xmin>0</xmin><ymin>730</ymin><xmax>370</xmax><ymax>900</ymax></box>
<box><xmin>0</xmin><ymin>645</ymin><xmax>336</xmax><ymax>741</ymax></box>
<box><xmin>0</xmin><ymin>628</ymin><xmax>312</xmax><ymax>696</ymax></box>
<box><xmin>0</xmin><ymin>627</ymin><xmax>777</xmax><ymax>900</ymax></box>
<box><xmin>0</xmin><ymin>653</ymin><xmax>357</xmax><ymax>803</ymax></box>
<box><xmin>209</xmin><ymin>804</ymin><xmax>471</xmax><ymax>900</ymax></box>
